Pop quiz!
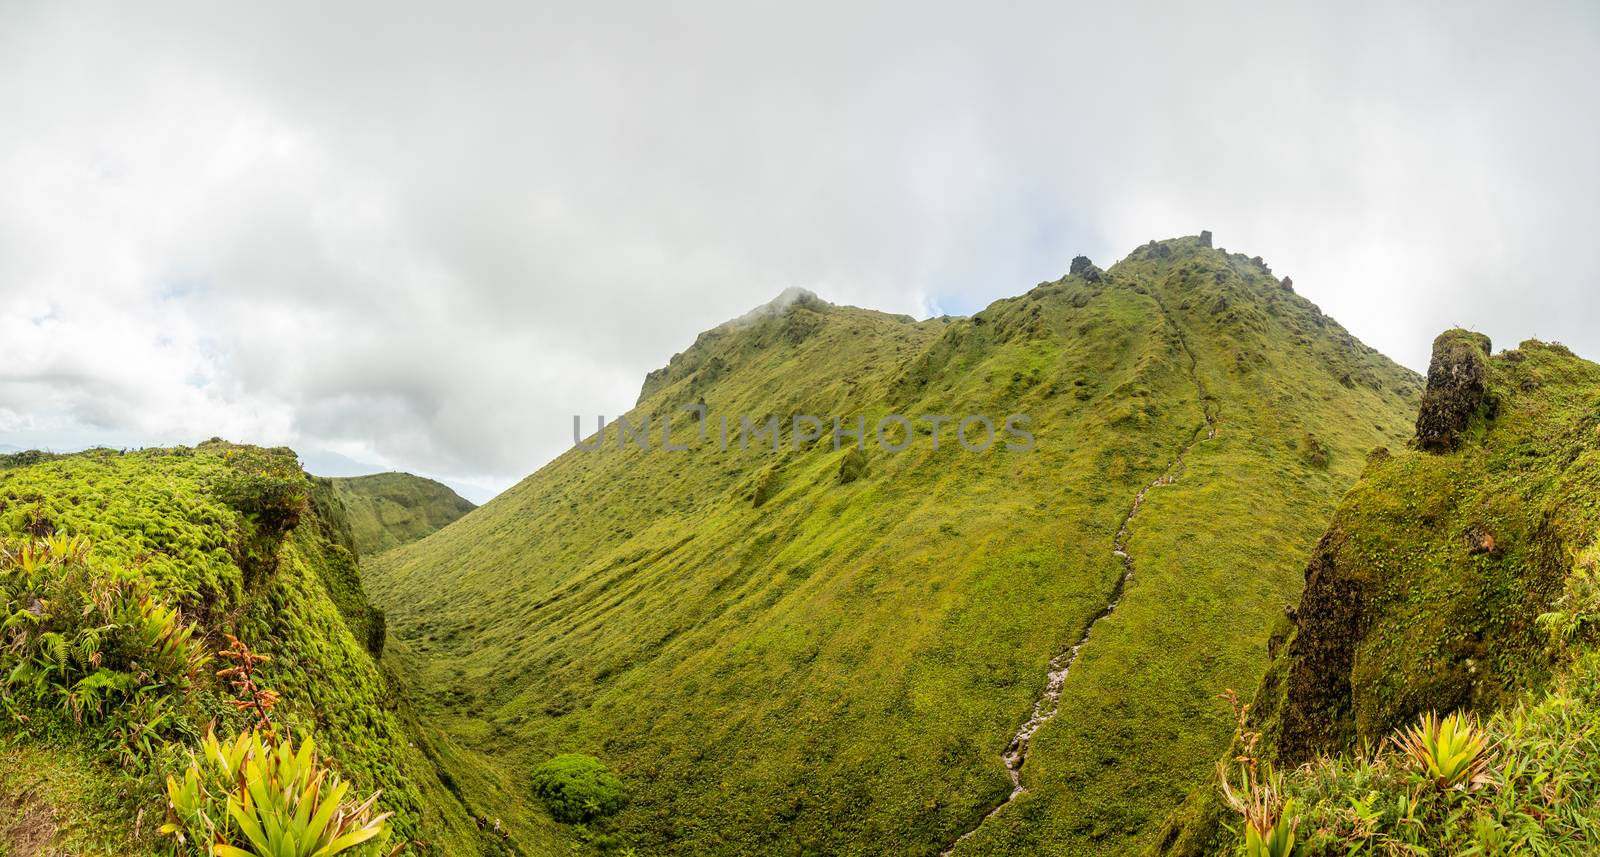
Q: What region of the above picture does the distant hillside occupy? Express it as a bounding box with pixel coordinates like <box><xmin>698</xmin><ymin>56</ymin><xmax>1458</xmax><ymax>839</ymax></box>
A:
<box><xmin>367</xmin><ymin>236</ymin><xmax>1422</xmax><ymax>856</ymax></box>
<box><xmin>0</xmin><ymin>442</ymin><xmax>541</xmax><ymax>855</ymax></box>
<box><xmin>328</xmin><ymin>472</ymin><xmax>477</xmax><ymax>556</ymax></box>
<box><xmin>1155</xmin><ymin>332</ymin><xmax>1600</xmax><ymax>856</ymax></box>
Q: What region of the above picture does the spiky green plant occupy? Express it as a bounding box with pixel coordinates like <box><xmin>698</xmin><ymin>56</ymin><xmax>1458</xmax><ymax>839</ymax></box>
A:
<box><xmin>1218</xmin><ymin>762</ymin><xmax>1298</xmax><ymax>857</ymax></box>
<box><xmin>1393</xmin><ymin>711</ymin><xmax>1492</xmax><ymax>791</ymax></box>
<box><xmin>1243</xmin><ymin>799</ymin><xmax>1297</xmax><ymax>857</ymax></box>
<box><xmin>162</xmin><ymin>729</ymin><xmax>397</xmax><ymax>857</ymax></box>
<box><xmin>1217</xmin><ymin>689</ymin><xmax>1299</xmax><ymax>857</ymax></box>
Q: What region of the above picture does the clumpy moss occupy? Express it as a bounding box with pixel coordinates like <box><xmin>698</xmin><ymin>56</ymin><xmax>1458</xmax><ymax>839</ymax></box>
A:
<box><xmin>0</xmin><ymin>742</ymin><xmax>152</xmax><ymax>854</ymax></box>
<box><xmin>838</xmin><ymin>447</ymin><xmax>870</xmax><ymax>484</ymax></box>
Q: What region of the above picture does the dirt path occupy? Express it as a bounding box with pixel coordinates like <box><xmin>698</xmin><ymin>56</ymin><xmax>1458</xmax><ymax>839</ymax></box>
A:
<box><xmin>940</xmin><ymin>297</ymin><xmax>1217</xmax><ymax>856</ymax></box>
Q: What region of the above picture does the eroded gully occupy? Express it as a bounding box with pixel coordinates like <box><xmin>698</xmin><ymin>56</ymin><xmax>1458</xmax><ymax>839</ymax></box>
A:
<box><xmin>940</xmin><ymin>298</ymin><xmax>1218</xmax><ymax>856</ymax></box>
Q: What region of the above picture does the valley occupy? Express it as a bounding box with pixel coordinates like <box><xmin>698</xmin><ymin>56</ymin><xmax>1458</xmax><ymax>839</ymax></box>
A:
<box><xmin>14</xmin><ymin>235</ymin><xmax>1595</xmax><ymax>857</ymax></box>
<box><xmin>364</xmin><ymin>236</ymin><xmax>1419</xmax><ymax>855</ymax></box>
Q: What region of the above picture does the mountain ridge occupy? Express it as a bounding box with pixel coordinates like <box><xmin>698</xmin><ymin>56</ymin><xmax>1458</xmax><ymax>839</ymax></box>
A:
<box><xmin>368</xmin><ymin>234</ymin><xmax>1421</xmax><ymax>855</ymax></box>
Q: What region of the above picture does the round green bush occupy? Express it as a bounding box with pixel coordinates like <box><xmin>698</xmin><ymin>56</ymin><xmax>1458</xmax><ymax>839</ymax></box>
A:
<box><xmin>530</xmin><ymin>753</ymin><xmax>625</xmax><ymax>823</ymax></box>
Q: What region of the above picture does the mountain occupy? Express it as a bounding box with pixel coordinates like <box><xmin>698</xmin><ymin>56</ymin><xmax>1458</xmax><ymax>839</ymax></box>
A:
<box><xmin>1154</xmin><ymin>331</ymin><xmax>1600</xmax><ymax>855</ymax></box>
<box><xmin>0</xmin><ymin>442</ymin><xmax>527</xmax><ymax>855</ymax></box>
<box><xmin>327</xmin><ymin>472</ymin><xmax>477</xmax><ymax>556</ymax></box>
<box><xmin>303</xmin><ymin>449</ymin><xmax>498</xmax><ymax>506</ymax></box>
<box><xmin>365</xmin><ymin>235</ymin><xmax>1422</xmax><ymax>855</ymax></box>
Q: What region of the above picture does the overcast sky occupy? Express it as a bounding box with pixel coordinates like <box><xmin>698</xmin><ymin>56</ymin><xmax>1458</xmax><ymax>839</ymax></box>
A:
<box><xmin>2</xmin><ymin>1</ymin><xmax>1596</xmax><ymax>498</ymax></box>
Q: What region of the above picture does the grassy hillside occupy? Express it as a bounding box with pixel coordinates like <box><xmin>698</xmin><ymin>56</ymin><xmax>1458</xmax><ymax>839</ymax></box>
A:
<box><xmin>328</xmin><ymin>472</ymin><xmax>477</xmax><ymax>556</ymax></box>
<box><xmin>1153</xmin><ymin>332</ymin><xmax>1600</xmax><ymax>855</ymax></box>
<box><xmin>367</xmin><ymin>236</ymin><xmax>1421</xmax><ymax>855</ymax></box>
<box><xmin>0</xmin><ymin>442</ymin><xmax>534</xmax><ymax>855</ymax></box>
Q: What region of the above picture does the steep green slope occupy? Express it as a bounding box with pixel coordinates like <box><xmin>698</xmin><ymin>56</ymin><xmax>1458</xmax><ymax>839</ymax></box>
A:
<box><xmin>0</xmin><ymin>443</ymin><xmax>527</xmax><ymax>855</ymax></box>
<box><xmin>328</xmin><ymin>472</ymin><xmax>477</xmax><ymax>556</ymax></box>
<box><xmin>367</xmin><ymin>236</ymin><xmax>1421</xmax><ymax>856</ymax></box>
<box><xmin>1153</xmin><ymin>332</ymin><xmax>1600</xmax><ymax>855</ymax></box>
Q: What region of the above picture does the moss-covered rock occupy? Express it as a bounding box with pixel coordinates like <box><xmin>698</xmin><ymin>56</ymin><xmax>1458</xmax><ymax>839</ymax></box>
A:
<box><xmin>1413</xmin><ymin>328</ymin><xmax>1494</xmax><ymax>452</ymax></box>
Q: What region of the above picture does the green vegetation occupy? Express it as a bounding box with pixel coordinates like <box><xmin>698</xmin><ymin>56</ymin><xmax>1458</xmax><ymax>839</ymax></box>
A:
<box><xmin>366</xmin><ymin>237</ymin><xmax>1421</xmax><ymax>855</ymax></box>
<box><xmin>162</xmin><ymin>729</ymin><xmax>394</xmax><ymax>857</ymax></box>
<box><xmin>1</xmin><ymin>536</ymin><xmax>206</xmax><ymax>755</ymax></box>
<box><xmin>326</xmin><ymin>473</ymin><xmax>476</xmax><ymax>557</ymax></box>
<box><xmin>1153</xmin><ymin>334</ymin><xmax>1600</xmax><ymax>856</ymax></box>
<box><xmin>1215</xmin><ymin>691</ymin><xmax>1298</xmax><ymax>857</ymax></box>
<box><xmin>1391</xmin><ymin>710</ymin><xmax>1492</xmax><ymax>791</ymax></box>
<box><xmin>37</xmin><ymin>236</ymin><xmax>1587</xmax><ymax>856</ymax></box>
<box><xmin>529</xmin><ymin>754</ymin><xmax>626</xmax><ymax>824</ymax></box>
<box><xmin>1281</xmin><ymin>654</ymin><xmax>1600</xmax><ymax>855</ymax></box>
<box><xmin>0</xmin><ymin>442</ymin><xmax>516</xmax><ymax>855</ymax></box>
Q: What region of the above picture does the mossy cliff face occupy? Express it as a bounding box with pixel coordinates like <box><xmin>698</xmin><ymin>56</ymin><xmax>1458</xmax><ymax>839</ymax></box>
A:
<box><xmin>1151</xmin><ymin>334</ymin><xmax>1600</xmax><ymax>856</ymax></box>
<box><xmin>1273</xmin><ymin>336</ymin><xmax>1595</xmax><ymax>764</ymax></box>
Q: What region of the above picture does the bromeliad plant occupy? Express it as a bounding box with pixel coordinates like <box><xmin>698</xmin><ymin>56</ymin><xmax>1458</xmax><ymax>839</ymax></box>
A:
<box><xmin>1217</xmin><ymin>689</ymin><xmax>1299</xmax><ymax>857</ymax></box>
<box><xmin>216</xmin><ymin>633</ymin><xmax>281</xmax><ymax>734</ymax></box>
<box><xmin>1393</xmin><ymin>710</ymin><xmax>1493</xmax><ymax>791</ymax></box>
<box><xmin>161</xmin><ymin>634</ymin><xmax>399</xmax><ymax>856</ymax></box>
<box><xmin>162</xmin><ymin>729</ymin><xmax>397</xmax><ymax>857</ymax></box>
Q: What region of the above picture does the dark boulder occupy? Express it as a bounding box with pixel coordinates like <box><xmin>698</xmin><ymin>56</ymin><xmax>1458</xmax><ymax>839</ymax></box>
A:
<box><xmin>1414</xmin><ymin>330</ymin><xmax>1494</xmax><ymax>453</ymax></box>
<box><xmin>1069</xmin><ymin>255</ymin><xmax>1103</xmax><ymax>282</ymax></box>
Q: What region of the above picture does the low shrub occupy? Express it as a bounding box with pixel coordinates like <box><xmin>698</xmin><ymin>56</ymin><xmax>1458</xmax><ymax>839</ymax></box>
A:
<box><xmin>531</xmin><ymin>753</ymin><xmax>626</xmax><ymax>823</ymax></box>
<box><xmin>216</xmin><ymin>472</ymin><xmax>309</xmax><ymax>539</ymax></box>
<box><xmin>838</xmin><ymin>448</ymin><xmax>869</xmax><ymax>484</ymax></box>
<box><xmin>0</xmin><ymin>536</ymin><xmax>207</xmax><ymax>760</ymax></box>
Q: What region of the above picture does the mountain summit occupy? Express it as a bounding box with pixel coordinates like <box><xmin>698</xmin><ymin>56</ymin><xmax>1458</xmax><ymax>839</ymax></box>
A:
<box><xmin>366</xmin><ymin>235</ymin><xmax>1421</xmax><ymax>855</ymax></box>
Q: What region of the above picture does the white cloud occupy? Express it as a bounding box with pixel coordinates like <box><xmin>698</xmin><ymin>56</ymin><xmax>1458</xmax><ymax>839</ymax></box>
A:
<box><xmin>1</xmin><ymin>0</ymin><xmax>1596</xmax><ymax>492</ymax></box>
